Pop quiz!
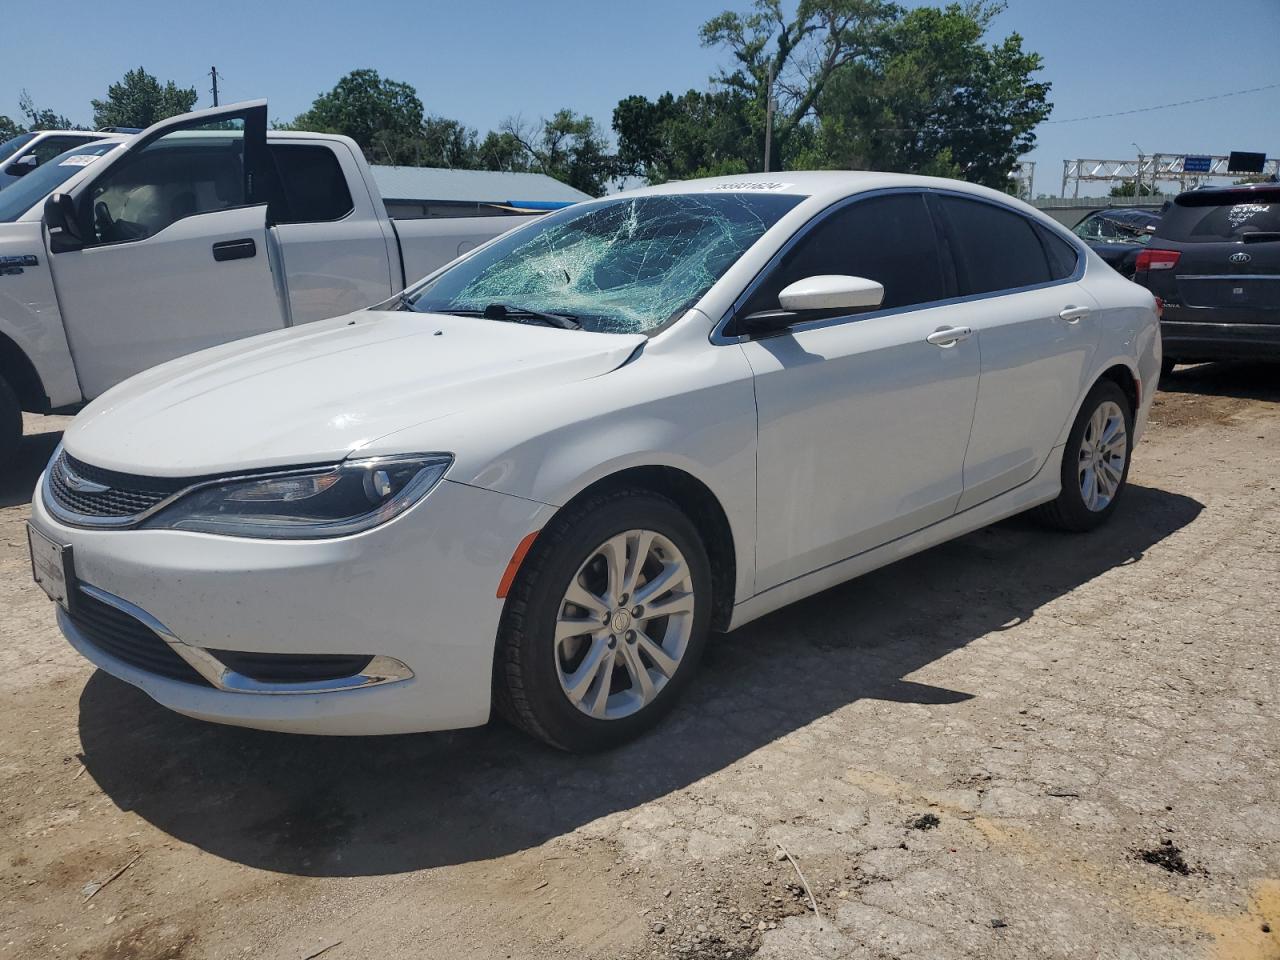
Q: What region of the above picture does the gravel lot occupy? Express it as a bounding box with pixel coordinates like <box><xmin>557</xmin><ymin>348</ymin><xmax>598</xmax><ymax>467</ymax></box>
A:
<box><xmin>1</xmin><ymin>362</ymin><xmax>1277</xmax><ymax>960</ymax></box>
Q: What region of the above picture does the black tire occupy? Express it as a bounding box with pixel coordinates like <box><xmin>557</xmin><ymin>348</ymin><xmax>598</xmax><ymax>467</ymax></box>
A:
<box><xmin>0</xmin><ymin>373</ymin><xmax>20</xmax><ymax>470</ymax></box>
<box><xmin>1036</xmin><ymin>379</ymin><xmax>1134</xmax><ymax>532</ymax></box>
<box><xmin>494</xmin><ymin>487</ymin><xmax>712</xmax><ymax>752</ymax></box>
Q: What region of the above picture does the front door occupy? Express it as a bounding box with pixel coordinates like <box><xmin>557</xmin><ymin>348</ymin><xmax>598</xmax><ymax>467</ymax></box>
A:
<box><xmin>736</xmin><ymin>192</ymin><xmax>981</xmax><ymax>593</ymax></box>
<box><xmin>46</xmin><ymin>103</ymin><xmax>284</xmax><ymax>400</ymax></box>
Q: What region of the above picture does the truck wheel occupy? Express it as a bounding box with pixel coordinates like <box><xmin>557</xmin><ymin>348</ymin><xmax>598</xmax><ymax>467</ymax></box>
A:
<box><xmin>0</xmin><ymin>373</ymin><xmax>20</xmax><ymax>468</ymax></box>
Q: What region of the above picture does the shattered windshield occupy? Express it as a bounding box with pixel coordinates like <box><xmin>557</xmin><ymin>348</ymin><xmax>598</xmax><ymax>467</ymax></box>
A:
<box><xmin>403</xmin><ymin>193</ymin><xmax>804</xmax><ymax>334</ymax></box>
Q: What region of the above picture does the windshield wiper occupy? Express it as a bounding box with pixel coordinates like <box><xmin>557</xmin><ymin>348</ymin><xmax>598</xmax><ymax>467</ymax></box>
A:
<box><xmin>478</xmin><ymin>303</ymin><xmax>582</xmax><ymax>330</ymax></box>
<box><xmin>396</xmin><ymin>291</ymin><xmax>419</xmax><ymax>311</ymax></box>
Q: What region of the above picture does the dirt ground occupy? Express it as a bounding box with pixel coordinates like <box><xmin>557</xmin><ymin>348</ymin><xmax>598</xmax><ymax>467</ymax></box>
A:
<box><xmin>1</xmin><ymin>362</ymin><xmax>1277</xmax><ymax>960</ymax></box>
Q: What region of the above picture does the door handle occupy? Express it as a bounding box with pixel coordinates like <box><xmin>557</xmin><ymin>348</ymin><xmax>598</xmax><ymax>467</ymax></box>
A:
<box><xmin>212</xmin><ymin>238</ymin><xmax>257</xmax><ymax>262</ymax></box>
<box><xmin>1059</xmin><ymin>305</ymin><xmax>1090</xmax><ymax>323</ymax></box>
<box><xmin>926</xmin><ymin>326</ymin><xmax>973</xmax><ymax>347</ymax></box>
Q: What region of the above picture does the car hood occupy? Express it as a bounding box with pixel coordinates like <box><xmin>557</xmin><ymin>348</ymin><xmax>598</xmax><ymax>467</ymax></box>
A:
<box><xmin>64</xmin><ymin>310</ymin><xmax>646</xmax><ymax>477</ymax></box>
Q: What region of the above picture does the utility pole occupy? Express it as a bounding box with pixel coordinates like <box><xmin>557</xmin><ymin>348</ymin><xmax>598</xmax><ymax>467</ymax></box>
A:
<box><xmin>210</xmin><ymin>67</ymin><xmax>220</xmax><ymax>107</ymax></box>
<box><xmin>763</xmin><ymin>62</ymin><xmax>775</xmax><ymax>173</ymax></box>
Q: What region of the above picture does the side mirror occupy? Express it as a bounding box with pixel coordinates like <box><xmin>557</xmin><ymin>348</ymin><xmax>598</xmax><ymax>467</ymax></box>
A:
<box><xmin>44</xmin><ymin>193</ymin><xmax>84</xmax><ymax>253</ymax></box>
<box><xmin>4</xmin><ymin>154</ymin><xmax>38</xmax><ymax>177</ymax></box>
<box><xmin>741</xmin><ymin>275</ymin><xmax>885</xmax><ymax>335</ymax></box>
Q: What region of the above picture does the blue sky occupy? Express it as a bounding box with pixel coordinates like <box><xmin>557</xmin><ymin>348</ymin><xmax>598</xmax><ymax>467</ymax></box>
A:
<box><xmin>3</xmin><ymin>0</ymin><xmax>1277</xmax><ymax>197</ymax></box>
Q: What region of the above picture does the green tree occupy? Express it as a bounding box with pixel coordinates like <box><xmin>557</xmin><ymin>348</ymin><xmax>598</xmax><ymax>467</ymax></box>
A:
<box><xmin>815</xmin><ymin>3</ymin><xmax>1052</xmax><ymax>188</ymax></box>
<box><xmin>613</xmin><ymin>89</ymin><xmax>753</xmax><ymax>183</ymax></box>
<box><xmin>501</xmin><ymin>111</ymin><xmax>614</xmax><ymax>195</ymax></box>
<box><xmin>291</xmin><ymin>69</ymin><xmax>425</xmax><ymax>165</ymax></box>
<box><xmin>1109</xmin><ymin>180</ymin><xmax>1162</xmax><ymax>197</ymax></box>
<box><xmin>615</xmin><ymin>0</ymin><xmax>1052</xmax><ymax>188</ymax></box>
<box><xmin>419</xmin><ymin>116</ymin><xmax>479</xmax><ymax>168</ymax></box>
<box><xmin>90</xmin><ymin>68</ymin><xmax>197</xmax><ymax>129</ymax></box>
<box><xmin>477</xmin><ymin>130</ymin><xmax>529</xmax><ymax>172</ymax></box>
<box><xmin>0</xmin><ymin>115</ymin><xmax>24</xmax><ymax>141</ymax></box>
<box><xmin>699</xmin><ymin>0</ymin><xmax>897</xmax><ymax>170</ymax></box>
<box><xmin>19</xmin><ymin>90</ymin><xmax>76</xmax><ymax>130</ymax></box>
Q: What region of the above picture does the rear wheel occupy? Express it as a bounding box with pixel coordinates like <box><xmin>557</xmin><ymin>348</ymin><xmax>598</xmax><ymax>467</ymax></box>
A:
<box><xmin>1036</xmin><ymin>379</ymin><xmax>1133</xmax><ymax>532</ymax></box>
<box><xmin>0</xmin><ymin>374</ymin><xmax>20</xmax><ymax>470</ymax></box>
<box><xmin>494</xmin><ymin>488</ymin><xmax>712</xmax><ymax>752</ymax></box>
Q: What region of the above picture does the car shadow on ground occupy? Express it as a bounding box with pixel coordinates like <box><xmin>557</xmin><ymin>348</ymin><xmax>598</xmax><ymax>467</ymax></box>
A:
<box><xmin>76</xmin><ymin>483</ymin><xmax>1202</xmax><ymax>877</ymax></box>
<box><xmin>0</xmin><ymin>429</ymin><xmax>62</xmax><ymax>509</ymax></box>
<box><xmin>1161</xmin><ymin>361</ymin><xmax>1280</xmax><ymax>402</ymax></box>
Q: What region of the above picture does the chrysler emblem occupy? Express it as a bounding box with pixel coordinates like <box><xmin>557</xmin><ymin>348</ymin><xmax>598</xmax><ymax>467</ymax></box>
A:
<box><xmin>1229</xmin><ymin>252</ymin><xmax>1252</xmax><ymax>264</ymax></box>
<box><xmin>62</xmin><ymin>465</ymin><xmax>110</xmax><ymax>494</ymax></box>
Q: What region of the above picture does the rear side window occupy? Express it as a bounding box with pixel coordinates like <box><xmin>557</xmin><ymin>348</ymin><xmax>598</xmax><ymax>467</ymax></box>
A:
<box><xmin>1035</xmin><ymin>224</ymin><xmax>1079</xmax><ymax>280</ymax></box>
<box><xmin>743</xmin><ymin>192</ymin><xmax>947</xmax><ymax>316</ymax></box>
<box><xmin>268</xmin><ymin>144</ymin><xmax>354</xmax><ymax>223</ymax></box>
<box><xmin>938</xmin><ymin>196</ymin><xmax>1052</xmax><ymax>295</ymax></box>
<box><xmin>32</xmin><ymin>136</ymin><xmax>94</xmax><ymax>165</ymax></box>
<box><xmin>1158</xmin><ymin>200</ymin><xmax>1280</xmax><ymax>242</ymax></box>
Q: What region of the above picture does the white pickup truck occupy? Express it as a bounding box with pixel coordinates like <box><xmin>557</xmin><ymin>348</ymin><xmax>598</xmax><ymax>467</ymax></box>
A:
<box><xmin>0</xmin><ymin>100</ymin><xmax>557</xmax><ymax>462</ymax></box>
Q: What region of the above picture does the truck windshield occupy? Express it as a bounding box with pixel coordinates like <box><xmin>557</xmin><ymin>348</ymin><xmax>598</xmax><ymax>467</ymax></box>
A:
<box><xmin>0</xmin><ymin>141</ymin><xmax>121</xmax><ymax>223</ymax></box>
<box><xmin>0</xmin><ymin>133</ymin><xmax>36</xmax><ymax>165</ymax></box>
<box><xmin>404</xmin><ymin>192</ymin><xmax>805</xmax><ymax>334</ymax></box>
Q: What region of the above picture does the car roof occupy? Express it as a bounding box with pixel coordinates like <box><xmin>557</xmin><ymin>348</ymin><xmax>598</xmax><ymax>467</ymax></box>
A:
<box><xmin>610</xmin><ymin>170</ymin><xmax>1026</xmax><ymax>206</ymax></box>
<box><xmin>28</xmin><ymin>130</ymin><xmax>112</xmax><ymax>139</ymax></box>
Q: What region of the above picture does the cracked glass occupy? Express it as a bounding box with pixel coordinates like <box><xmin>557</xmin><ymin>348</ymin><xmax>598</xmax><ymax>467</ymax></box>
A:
<box><xmin>404</xmin><ymin>193</ymin><xmax>804</xmax><ymax>334</ymax></box>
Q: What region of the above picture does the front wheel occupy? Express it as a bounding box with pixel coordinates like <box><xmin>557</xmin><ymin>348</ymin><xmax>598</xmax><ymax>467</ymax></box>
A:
<box><xmin>1036</xmin><ymin>379</ymin><xmax>1133</xmax><ymax>532</ymax></box>
<box><xmin>0</xmin><ymin>374</ymin><xmax>20</xmax><ymax>470</ymax></box>
<box><xmin>494</xmin><ymin>488</ymin><xmax>712</xmax><ymax>751</ymax></box>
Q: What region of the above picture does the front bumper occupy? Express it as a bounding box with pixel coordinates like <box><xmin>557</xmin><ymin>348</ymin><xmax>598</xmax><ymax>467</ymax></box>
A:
<box><xmin>31</xmin><ymin>478</ymin><xmax>553</xmax><ymax>735</ymax></box>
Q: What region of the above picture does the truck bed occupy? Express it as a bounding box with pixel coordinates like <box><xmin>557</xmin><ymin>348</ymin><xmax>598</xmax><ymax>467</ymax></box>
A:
<box><xmin>391</xmin><ymin>215</ymin><xmax>537</xmax><ymax>287</ymax></box>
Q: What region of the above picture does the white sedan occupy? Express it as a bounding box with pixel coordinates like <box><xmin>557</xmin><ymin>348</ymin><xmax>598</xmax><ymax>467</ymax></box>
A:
<box><xmin>28</xmin><ymin>172</ymin><xmax>1160</xmax><ymax>751</ymax></box>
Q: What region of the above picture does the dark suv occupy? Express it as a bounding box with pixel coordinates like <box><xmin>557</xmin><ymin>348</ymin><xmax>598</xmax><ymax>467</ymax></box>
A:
<box><xmin>1135</xmin><ymin>183</ymin><xmax>1280</xmax><ymax>374</ymax></box>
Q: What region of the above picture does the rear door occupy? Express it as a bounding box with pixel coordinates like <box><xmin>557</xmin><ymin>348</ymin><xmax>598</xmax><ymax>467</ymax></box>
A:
<box><xmin>932</xmin><ymin>194</ymin><xmax>1098</xmax><ymax>511</ymax></box>
<box><xmin>266</xmin><ymin>140</ymin><xmax>395</xmax><ymax>325</ymax></box>
<box><xmin>45</xmin><ymin>103</ymin><xmax>284</xmax><ymax>399</ymax></box>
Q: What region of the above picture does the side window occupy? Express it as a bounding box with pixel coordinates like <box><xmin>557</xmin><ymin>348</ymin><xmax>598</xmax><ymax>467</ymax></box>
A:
<box><xmin>742</xmin><ymin>193</ymin><xmax>948</xmax><ymax>318</ymax></box>
<box><xmin>267</xmin><ymin>144</ymin><xmax>354</xmax><ymax>223</ymax></box>
<box><xmin>86</xmin><ymin>118</ymin><xmax>247</xmax><ymax>245</ymax></box>
<box><xmin>1035</xmin><ymin>224</ymin><xmax>1079</xmax><ymax>281</ymax></box>
<box><xmin>31</xmin><ymin>137</ymin><xmax>86</xmax><ymax>166</ymax></box>
<box><xmin>938</xmin><ymin>196</ymin><xmax>1052</xmax><ymax>295</ymax></box>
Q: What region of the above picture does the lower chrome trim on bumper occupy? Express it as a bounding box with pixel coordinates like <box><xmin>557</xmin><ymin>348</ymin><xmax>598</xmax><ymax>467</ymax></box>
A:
<box><xmin>76</xmin><ymin>583</ymin><xmax>414</xmax><ymax>695</ymax></box>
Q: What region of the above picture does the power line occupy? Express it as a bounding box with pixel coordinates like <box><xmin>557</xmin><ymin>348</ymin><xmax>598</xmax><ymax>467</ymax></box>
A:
<box><xmin>1044</xmin><ymin>82</ymin><xmax>1280</xmax><ymax>124</ymax></box>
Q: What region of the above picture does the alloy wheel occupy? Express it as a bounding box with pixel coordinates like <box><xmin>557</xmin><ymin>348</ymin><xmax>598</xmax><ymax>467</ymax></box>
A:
<box><xmin>554</xmin><ymin>529</ymin><xmax>696</xmax><ymax>720</ymax></box>
<box><xmin>1078</xmin><ymin>399</ymin><xmax>1128</xmax><ymax>512</ymax></box>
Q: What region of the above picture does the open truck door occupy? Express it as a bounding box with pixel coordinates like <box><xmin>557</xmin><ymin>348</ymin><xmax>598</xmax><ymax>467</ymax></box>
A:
<box><xmin>42</xmin><ymin>101</ymin><xmax>285</xmax><ymax>400</ymax></box>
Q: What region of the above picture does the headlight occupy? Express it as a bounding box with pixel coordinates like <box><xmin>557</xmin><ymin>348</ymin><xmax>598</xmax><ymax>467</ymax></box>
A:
<box><xmin>142</xmin><ymin>454</ymin><xmax>452</xmax><ymax>539</ymax></box>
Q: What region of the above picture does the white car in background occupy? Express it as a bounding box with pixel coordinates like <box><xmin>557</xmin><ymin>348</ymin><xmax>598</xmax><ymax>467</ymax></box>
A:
<box><xmin>28</xmin><ymin>172</ymin><xmax>1160</xmax><ymax>751</ymax></box>
<box><xmin>0</xmin><ymin>129</ymin><xmax>115</xmax><ymax>189</ymax></box>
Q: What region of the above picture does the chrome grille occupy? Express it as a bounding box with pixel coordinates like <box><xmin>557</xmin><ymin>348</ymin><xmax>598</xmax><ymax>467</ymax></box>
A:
<box><xmin>46</xmin><ymin>452</ymin><xmax>188</xmax><ymax>522</ymax></box>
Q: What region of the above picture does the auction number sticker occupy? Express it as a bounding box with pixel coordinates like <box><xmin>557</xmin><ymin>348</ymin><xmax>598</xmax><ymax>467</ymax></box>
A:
<box><xmin>707</xmin><ymin>181</ymin><xmax>794</xmax><ymax>191</ymax></box>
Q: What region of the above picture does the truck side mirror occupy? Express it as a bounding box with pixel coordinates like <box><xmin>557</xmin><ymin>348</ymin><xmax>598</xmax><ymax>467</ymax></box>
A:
<box><xmin>4</xmin><ymin>154</ymin><xmax>38</xmax><ymax>177</ymax></box>
<box><xmin>44</xmin><ymin>193</ymin><xmax>85</xmax><ymax>253</ymax></box>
